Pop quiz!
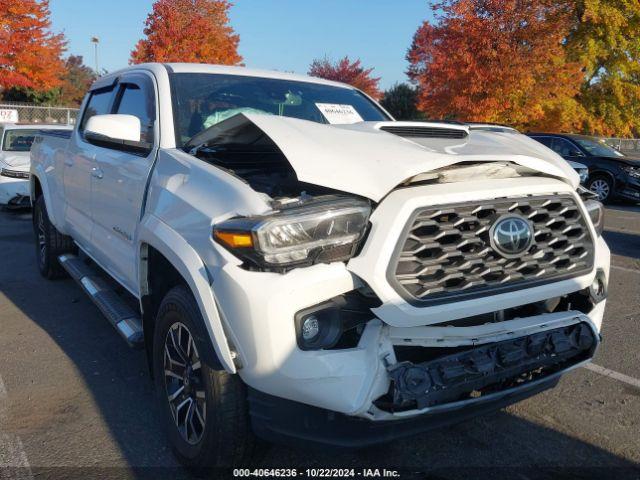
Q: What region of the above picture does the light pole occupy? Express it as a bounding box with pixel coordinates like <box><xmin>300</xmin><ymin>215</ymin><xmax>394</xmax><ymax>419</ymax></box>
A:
<box><xmin>91</xmin><ymin>37</ymin><xmax>100</xmax><ymax>75</ymax></box>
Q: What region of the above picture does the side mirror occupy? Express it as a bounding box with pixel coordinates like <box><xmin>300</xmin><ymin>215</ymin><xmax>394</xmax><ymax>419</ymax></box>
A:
<box><xmin>568</xmin><ymin>149</ymin><xmax>584</xmax><ymax>157</ymax></box>
<box><xmin>84</xmin><ymin>114</ymin><xmax>151</xmax><ymax>154</ymax></box>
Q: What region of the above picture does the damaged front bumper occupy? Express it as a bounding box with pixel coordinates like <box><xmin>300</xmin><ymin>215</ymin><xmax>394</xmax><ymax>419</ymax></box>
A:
<box><xmin>249</xmin><ymin>314</ymin><xmax>599</xmax><ymax>448</ymax></box>
<box><xmin>384</xmin><ymin>321</ymin><xmax>596</xmax><ymax>412</ymax></box>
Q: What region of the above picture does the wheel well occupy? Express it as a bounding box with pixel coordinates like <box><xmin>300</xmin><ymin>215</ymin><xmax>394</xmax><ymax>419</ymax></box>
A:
<box><xmin>32</xmin><ymin>176</ymin><xmax>42</xmax><ymax>201</ymax></box>
<box><xmin>139</xmin><ymin>244</ymin><xmax>224</xmax><ymax>375</ymax></box>
<box><xmin>140</xmin><ymin>244</ymin><xmax>187</xmax><ymax>375</ymax></box>
<box><xmin>588</xmin><ymin>170</ymin><xmax>615</xmax><ymax>183</ymax></box>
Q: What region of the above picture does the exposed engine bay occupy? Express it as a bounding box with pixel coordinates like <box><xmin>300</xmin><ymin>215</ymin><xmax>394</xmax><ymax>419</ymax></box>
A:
<box><xmin>189</xmin><ymin>116</ymin><xmax>549</xmax><ymax>203</ymax></box>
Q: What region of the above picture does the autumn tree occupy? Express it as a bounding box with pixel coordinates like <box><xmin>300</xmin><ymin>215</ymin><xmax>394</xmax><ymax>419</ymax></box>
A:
<box><xmin>59</xmin><ymin>56</ymin><xmax>96</xmax><ymax>106</ymax></box>
<box><xmin>566</xmin><ymin>0</ymin><xmax>640</xmax><ymax>137</ymax></box>
<box><xmin>308</xmin><ymin>56</ymin><xmax>382</xmax><ymax>99</ymax></box>
<box><xmin>130</xmin><ymin>0</ymin><xmax>242</xmax><ymax>65</ymax></box>
<box><xmin>0</xmin><ymin>0</ymin><xmax>66</xmax><ymax>96</ymax></box>
<box><xmin>407</xmin><ymin>0</ymin><xmax>586</xmax><ymax>132</ymax></box>
<box><xmin>380</xmin><ymin>83</ymin><xmax>425</xmax><ymax>120</ymax></box>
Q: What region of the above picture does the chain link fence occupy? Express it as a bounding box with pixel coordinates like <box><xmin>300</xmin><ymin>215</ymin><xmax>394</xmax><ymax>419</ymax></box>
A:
<box><xmin>0</xmin><ymin>102</ymin><xmax>79</xmax><ymax>125</ymax></box>
<box><xmin>603</xmin><ymin>138</ymin><xmax>640</xmax><ymax>156</ymax></box>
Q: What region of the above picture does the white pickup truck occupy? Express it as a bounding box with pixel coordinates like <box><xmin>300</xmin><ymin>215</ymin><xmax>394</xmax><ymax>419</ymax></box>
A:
<box><xmin>30</xmin><ymin>63</ymin><xmax>609</xmax><ymax>467</ymax></box>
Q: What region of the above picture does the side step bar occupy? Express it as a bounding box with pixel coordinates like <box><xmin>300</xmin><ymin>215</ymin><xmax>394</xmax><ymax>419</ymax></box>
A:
<box><xmin>58</xmin><ymin>254</ymin><xmax>144</xmax><ymax>348</ymax></box>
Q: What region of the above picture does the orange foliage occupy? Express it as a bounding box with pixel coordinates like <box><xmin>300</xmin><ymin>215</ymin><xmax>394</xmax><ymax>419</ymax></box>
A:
<box><xmin>130</xmin><ymin>0</ymin><xmax>242</xmax><ymax>65</ymax></box>
<box><xmin>0</xmin><ymin>0</ymin><xmax>66</xmax><ymax>92</ymax></box>
<box><xmin>407</xmin><ymin>0</ymin><xmax>586</xmax><ymax>132</ymax></box>
<box><xmin>308</xmin><ymin>56</ymin><xmax>382</xmax><ymax>100</ymax></box>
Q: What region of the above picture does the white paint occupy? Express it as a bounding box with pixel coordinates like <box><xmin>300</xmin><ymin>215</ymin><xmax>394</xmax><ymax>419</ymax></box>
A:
<box><xmin>240</xmin><ymin>112</ymin><xmax>579</xmax><ymax>202</ymax></box>
<box><xmin>0</xmin><ymin>375</ymin><xmax>32</xmax><ymax>475</ymax></box>
<box><xmin>584</xmin><ymin>363</ymin><xmax>640</xmax><ymax>389</ymax></box>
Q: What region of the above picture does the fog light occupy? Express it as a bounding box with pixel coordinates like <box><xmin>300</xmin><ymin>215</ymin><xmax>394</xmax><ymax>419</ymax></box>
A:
<box><xmin>301</xmin><ymin>315</ymin><xmax>320</xmax><ymax>341</ymax></box>
<box><xmin>589</xmin><ymin>269</ymin><xmax>607</xmax><ymax>303</ymax></box>
<box><xmin>295</xmin><ymin>302</ymin><xmax>343</xmax><ymax>351</ymax></box>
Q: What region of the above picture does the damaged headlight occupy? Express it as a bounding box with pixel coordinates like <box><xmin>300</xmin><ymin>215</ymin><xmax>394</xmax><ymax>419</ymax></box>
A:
<box><xmin>213</xmin><ymin>197</ymin><xmax>371</xmax><ymax>270</ymax></box>
<box><xmin>622</xmin><ymin>165</ymin><xmax>640</xmax><ymax>179</ymax></box>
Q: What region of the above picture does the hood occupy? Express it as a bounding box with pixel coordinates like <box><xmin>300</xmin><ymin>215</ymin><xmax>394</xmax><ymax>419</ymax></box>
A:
<box><xmin>618</xmin><ymin>156</ymin><xmax>640</xmax><ymax>167</ymax></box>
<box><xmin>0</xmin><ymin>151</ymin><xmax>30</xmax><ymax>169</ymax></box>
<box><xmin>196</xmin><ymin>114</ymin><xmax>579</xmax><ymax>202</ymax></box>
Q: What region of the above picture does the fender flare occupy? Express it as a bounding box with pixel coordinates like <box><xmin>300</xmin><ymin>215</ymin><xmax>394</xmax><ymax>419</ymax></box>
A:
<box><xmin>30</xmin><ymin>167</ymin><xmax>59</xmax><ymax>227</ymax></box>
<box><xmin>137</xmin><ymin>214</ymin><xmax>236</xmax><ymax>373</ymax></box>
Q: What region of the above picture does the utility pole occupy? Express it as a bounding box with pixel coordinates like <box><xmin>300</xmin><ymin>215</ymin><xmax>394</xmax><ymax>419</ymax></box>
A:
<box><xmin>91</xmin><ymin>37</ymin><xmax>100</xmax><ymax>75</ymax></box>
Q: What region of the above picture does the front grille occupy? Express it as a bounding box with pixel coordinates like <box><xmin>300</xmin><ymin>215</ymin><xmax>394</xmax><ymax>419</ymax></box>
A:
<box><xmin>389</xmin><ymin>195</ymin><xmax>595</xmax><ymax>305</ymax></box>
<box><xmin>380</xmin><ymin>126</ymin><xmax>468</xmax><ymax>139</ymax></box>
<box><xmin>1</xmin><ymin>168</ymin><xmax>29</xmax><ymax>179</ymax></box>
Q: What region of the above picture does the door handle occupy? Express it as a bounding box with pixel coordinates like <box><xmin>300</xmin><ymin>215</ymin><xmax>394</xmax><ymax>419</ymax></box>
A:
<box><xmin>91</xmin><ymin>167</ymin><xmax>103</xmax><ymax>179</ymax></box>
<box><xmin>64</xmin><ymin>158</ymin><xmax>73</xmax><ymax>166</ymax></box>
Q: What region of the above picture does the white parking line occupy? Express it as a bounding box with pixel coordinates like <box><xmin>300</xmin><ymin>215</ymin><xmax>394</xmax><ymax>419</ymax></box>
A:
<box><xmin>611</xmin><ymin>265</ymin><xmax>640</xmax><ymax>274</ymax></box>
<box><xmin>583</xmin><ymin>363</ymin><xmax>640</xmax><ymax>389</ymax></box>
<box><xmin>0</xmin><ymin>374</ymin><xmax>32</xmax><ymax>476</ymax></box>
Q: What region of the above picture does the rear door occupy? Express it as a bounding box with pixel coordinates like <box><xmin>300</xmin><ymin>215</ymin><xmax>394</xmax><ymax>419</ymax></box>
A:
<box><xmin>64</xmin><ymin>84</ymin><xmax>117</xmax><ymax>249</ymax></box>
<box><xmin>90</xmin><ymin>72</ymin><xmax>158</xmax><ymax>294</ymax></box>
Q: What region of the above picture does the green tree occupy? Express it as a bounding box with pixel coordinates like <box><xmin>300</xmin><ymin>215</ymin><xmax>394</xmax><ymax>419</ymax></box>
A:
<box><xmin>566</xmin><ymin>0</ymin><xmax>640</xmax><ymax>137</ymax></box>
<box><xmin>380</xmin><ymin>83</ymin><xmax>424</xmax><ymax>120</ymax></box>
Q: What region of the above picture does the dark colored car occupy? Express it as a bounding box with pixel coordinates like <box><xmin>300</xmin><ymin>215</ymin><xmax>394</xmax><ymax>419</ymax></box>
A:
<box><xmin>527</xmin><ymin>133</ymin><xmax>640</xmax><ymax>203</ymax></box>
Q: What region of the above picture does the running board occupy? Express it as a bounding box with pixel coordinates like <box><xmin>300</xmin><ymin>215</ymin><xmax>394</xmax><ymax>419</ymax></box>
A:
<box><xmin>58</xmin><ymin>254</ymin><xmax>144</xmax><ymax>348</ymax></box>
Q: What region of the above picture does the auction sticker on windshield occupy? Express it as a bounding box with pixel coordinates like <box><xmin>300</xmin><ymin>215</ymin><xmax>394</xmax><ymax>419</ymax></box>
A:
<box><xmin>315</xmin><ymin>103</ymin><xmax>363</xmax><ymax>124</ymax></box>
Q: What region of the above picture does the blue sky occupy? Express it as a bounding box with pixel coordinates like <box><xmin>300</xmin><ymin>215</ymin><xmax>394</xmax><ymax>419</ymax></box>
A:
<box><xmin>49</xmin><ymin>0</ymin><xmax>434</xmax><ymax>89</ymax></box>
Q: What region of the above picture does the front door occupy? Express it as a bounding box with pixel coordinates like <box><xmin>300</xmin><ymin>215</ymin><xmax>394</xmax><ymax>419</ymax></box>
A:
<box><xmin>89</xmin><ymin>73</ymin><xmax>158</xmax><ymax>295</ymax></box>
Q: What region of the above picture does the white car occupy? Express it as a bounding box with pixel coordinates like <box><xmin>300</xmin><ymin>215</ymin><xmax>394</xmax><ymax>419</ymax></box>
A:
<box><xmin>0</xmin><ymin>123</ymin><xmax>72</xmax><ymax>207</ymax></box>
<box><xmin>30</xmin><ymin>63</ymin><xmax>610</xmax><ymax>467</ymax></box>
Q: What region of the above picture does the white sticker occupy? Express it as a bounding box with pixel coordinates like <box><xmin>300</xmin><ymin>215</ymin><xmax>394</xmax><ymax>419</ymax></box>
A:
<box><xmin>0</xmin><ymin>109</ymin><xmax>18</xmax><ymax>123</ymax></box>
<box><xmin>315</xmin><ymin>103</ymin><xmax>363</xmax><ymax>124</ymax></box>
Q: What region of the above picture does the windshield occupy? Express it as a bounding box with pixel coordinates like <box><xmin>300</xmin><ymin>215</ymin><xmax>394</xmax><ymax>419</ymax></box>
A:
<box><xmin>170</xmin><ymin>73</ymin><xmax>390</xmax><ymax>147</ymax></box>
<box><xmin>574</xmin><ymin>137</ymin><xmax>624</xmax><ymax>158</ymax></box>
<box><xmin>2</xmin><ymin>129</ymin><xmax>39</xmax><ymax>152</ymax></box>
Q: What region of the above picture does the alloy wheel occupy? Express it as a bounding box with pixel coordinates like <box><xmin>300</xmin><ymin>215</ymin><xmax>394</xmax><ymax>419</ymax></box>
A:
<box><xmin>37</xmin><ymin>208</ymin><xmax>46</xmax><ymax>268</ymax></box>
<box><xmin>590</xmin><ymin>179</ymin><xmax>610</xmax><ymax>201</ymax></box>
<box><xmin>164</xmin><ymin>322</ymin><xmax>207</xmax><ymax>445</ymax></box>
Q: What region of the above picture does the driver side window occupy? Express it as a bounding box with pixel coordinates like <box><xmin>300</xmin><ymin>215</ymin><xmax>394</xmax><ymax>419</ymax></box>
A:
<box><xmin>550</xmin><ymin>138</ymin><xmax>582</xmax><ymax>157</ymax></box>
<box><xmin>114</xmin><ymin>81</ymin><xmax>155</xmax><ymax>144</ymax></box>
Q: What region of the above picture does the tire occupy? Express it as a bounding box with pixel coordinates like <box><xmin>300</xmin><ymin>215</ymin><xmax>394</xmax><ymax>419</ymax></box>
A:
<box><xmin>33</xmin><ymin>196</ymin><xmax>75</xmax><ymax>279</ymax></box>
<box><xmin>153</xmin><ymin>285</ymin><xmax>256</xmax><ymax>469</ymax></box>
<box><xmin>587</xmin><ymin>175</ymin><xmax>614</xmax><ymax>203</ymax></box>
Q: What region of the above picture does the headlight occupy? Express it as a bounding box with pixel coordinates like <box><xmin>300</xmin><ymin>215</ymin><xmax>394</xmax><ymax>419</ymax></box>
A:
<box><xmin>622</xmin><ymin>165</ymin><xmax>640</xmax><ymax>178</ymax></box>
<box><xmin>584</xmin><ymin>199</ymin><xmax>604</xmax><ymax>236</ymax></box>
<box><xmin>213</xmin><ymin>196</ymin><xmax>371</xmax><ymax>270</ymax></box>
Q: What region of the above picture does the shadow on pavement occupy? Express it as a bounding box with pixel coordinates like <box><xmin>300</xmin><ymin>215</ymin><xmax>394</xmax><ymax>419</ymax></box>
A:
<box><xmin>0</xmin><ymin>207</ymin><xmax>639</xmax><ymax>480</ymax></box>
<box><xmin>603</xmin><ymin>229</ymin><xmax>640</xmax><ymax>260</ymax></box>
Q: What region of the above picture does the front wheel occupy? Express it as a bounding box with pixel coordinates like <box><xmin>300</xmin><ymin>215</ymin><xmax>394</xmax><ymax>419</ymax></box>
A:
<box><xmin>153</xmin><ymin>285</ymin><xmax>256</xmax><ymax>468</ymax></box>
<box><xmin>587</xmin><ymin>175</ymin><xmax>614</xmax><ymax>203</ymax></box>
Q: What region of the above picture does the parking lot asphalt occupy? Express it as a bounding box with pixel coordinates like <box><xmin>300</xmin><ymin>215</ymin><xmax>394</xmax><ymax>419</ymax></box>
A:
<box><xmin>0</xmin><ymin>203</ymin><xmax>638</xmax><ymax>479</ymax></box>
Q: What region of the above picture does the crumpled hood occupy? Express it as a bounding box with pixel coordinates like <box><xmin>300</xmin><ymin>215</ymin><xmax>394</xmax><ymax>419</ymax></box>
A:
<box><xmin>207</xmin><ymin>114</ymin><xmax>579</xmax><ymax>202</ymax></box>
<box><xmin>0</xmin><ymin>152</ymin><xmax>30</xmax><ymax>169</ymax></box>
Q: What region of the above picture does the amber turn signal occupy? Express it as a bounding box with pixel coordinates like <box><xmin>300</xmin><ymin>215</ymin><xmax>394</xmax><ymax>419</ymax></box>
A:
<box><xmin>214</xmin><ymin>231</ymin><xmax>253</xmax><ymax>248</ymax></box>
